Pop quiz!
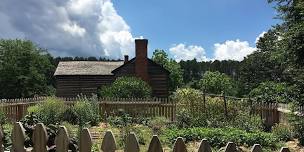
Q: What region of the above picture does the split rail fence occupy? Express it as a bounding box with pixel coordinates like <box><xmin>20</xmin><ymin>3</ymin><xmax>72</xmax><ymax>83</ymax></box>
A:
<box><xmin>4</xmin><ymin>122</ymin><xmax>291</xmax><ymax>152</ymax></box>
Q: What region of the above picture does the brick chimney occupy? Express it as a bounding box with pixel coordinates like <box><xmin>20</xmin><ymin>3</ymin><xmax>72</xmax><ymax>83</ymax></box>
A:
<box><xmin>135</xmin><ymin>39</ymin><xmax>149</xmax><ymax>82</ymax></box>
<box><xmin>124</xmin><ymin>55</ymin><xmax>129</xmax><ymax>64</ymax></box>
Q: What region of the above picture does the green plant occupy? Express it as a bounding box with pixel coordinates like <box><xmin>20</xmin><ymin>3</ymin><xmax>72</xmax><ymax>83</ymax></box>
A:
<box><xmin>199</xmin><ymin>71</ymin><xmax>238</xmax><ymax>96</ymax></box>
<box><xmin>148</xmin><ymin>117</ymin><xmax>169</xmax><ymax>135</ymax></box>
<box><xmin>163</xmin><ymin>127</ymin><xmax>280</xmax><ymax>150</ymax></box>
<box><xmin>70</xmin><ymin>97</ymin><xmax>101</xmax><ymax>128</ymax></box>
<box><xmin>249</xmin><ymin>81</ymin><xmax>296</xmax><ymax>103</ymax></box>
<box><xmin>2</xmin><ymin>123</ymin><xmax>13</xmax><ymax>150</ymax></box>
<box><xmin>0</xmin><ymin>110</ymin><xmax>7</xmax><ymax>125</ymax></box>
<box><xmin>272</xmin><ymin>123</ymin><xmax>293</xmax><ymax>141</ymax></box>
<box><xmin>27</xmin><ymin>97</ymin><xmax>66</xmax><ymax>125</ymax></box>
<box><xmin>289</xmin><ymin>115</ymin><xmax>304</xmax><ymax>145</ymax></box>
<box><xmin>99</xmin><ymin>76</ymin><xmax>152</xmax><ymax>98</ymax></box>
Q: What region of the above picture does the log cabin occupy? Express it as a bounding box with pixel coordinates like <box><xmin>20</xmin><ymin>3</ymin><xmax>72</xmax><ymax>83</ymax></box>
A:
<box><xmin>54</xmin><ymin>39</ymin><xmax>170</xmax><ymax>97</ymax></box>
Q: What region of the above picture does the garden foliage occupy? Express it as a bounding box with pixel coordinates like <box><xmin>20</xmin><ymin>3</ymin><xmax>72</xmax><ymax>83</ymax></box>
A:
<box><xmin>99</xmin><ymin>76</ymin><xmax>152</xmax><ymax>98</ymax></box>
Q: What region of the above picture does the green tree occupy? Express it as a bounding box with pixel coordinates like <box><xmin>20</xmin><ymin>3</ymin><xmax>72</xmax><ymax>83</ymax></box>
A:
<box><xmin>0</xmin><ymin>39</ymin><xmax>54</xmax><ymax>98</ymax></box>
<box><xmin>249</xmin><ymin>81</ymin><xmax>296</xmax><ymax>103</ymax></box>
<box><xmin>99</xmin><ymin>76</ymin><xmax>152</xmax><ymax>98</ymax></box>
<box><xmin>152</xmin><ymin>49</ymin><xmax>183</xmax><ymax>91</ymax></box>
<box><xmin>199</xmin><ymin>71</ymin><xmax>237</xmax><ymax>96</ymax></box>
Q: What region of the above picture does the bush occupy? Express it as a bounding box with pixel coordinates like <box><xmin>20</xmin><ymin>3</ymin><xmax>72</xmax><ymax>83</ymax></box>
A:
<box><xmin>64</xmin><ymin>96</ymin><xmax>100</xmax><ymax>127</ymax></box>
<box><xmin>148</xmin><ymin>117</ymin><xmax>169</xmax><ymax>135</ymax></box>
<box><xmin>0</xmin><ymin>110</ymin><xmax>7</xmax><ymax>125</ymax></box>
<box><xmin>249</xmin><ymin>81</ymin><xmax>296</xmax><ymax>103</ymax></box>
<box><xmin>27</xmin><ymin>97</ymin><xmax>66</xmax><ymax>125</ymax></box>
<box><xmin>272</xmin><ymin>123</ymin><xmax>293</xmax><ymax>141</ymax></box>
<box><xmin>99</xmin><ymin>76</ymin><xmax>152</xmax><ymax>98</ymax></box>
<box><xmin>164</xmin><ymin>127</ymin><xmax>280</xmax><ymax>149</ymax></box>
<box><xmin>289</xmin><ymin>115</ymin><xmax>304</xmax><ymax>145</ymax></box>
<box><xmin>173</xmin><ymin>88</ymin><xmax>264</xmax><ymax>130</ymax></box>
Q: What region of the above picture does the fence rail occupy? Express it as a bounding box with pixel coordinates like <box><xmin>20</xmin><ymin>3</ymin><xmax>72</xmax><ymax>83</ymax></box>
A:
<box><xmin>0</xmin><ymin>96</ymin><xmax>303</xmax><ymax>126</ymax></box>
<box><xmin>0</xmin><ymin>97</ymin><xmax>176</xmax><ymax>122</ymax></box>
<box><xmin>4</xmin><ymin>122</ymin><xmax>291</xmax><ymax>152</ymax></box>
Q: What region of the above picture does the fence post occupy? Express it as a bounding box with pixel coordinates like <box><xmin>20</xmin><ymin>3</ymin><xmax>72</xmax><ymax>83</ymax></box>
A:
<box><xmin>101</xmin><ymin>131</ymin><xmax>117</xmax><ymax>152</ymax></box>
<box><xmin>224</xmin><ymin>142</ymin><xmax>237</xmax><ymax>152</ymax></box>
<box><xmin>198</xmin><ymin>139</ymin><xmax>211</xmax><ymax>152</ymax></box>
<box><xmin>250</xmin><ymin>144</ymin><xmax>262</xmax><ymax>152</ymax></box>
<box><xmin>55</xmin><ymin>126</ymin><xmax>69</xmax><ymax>152</ymax></box>
<box><xmin>223</xmin><ymin>92</ymin><xmax>228</xmax><ymax>118</ymax></box>
<box><xmin>125</xmin><ymin>132</ymin><xmax>140</xmax><ymax>152</ymax></box>
<box><xmin>80</xmin><ymin>128</ymin><xmax>92</xmax><ymax>152</ymax></box>
<box><xmin>172</xmin><ymin>137</ymin><xmax>187</xmax><ymax>152</ymax></box>
<box><xmin>11</xmin><ymin>122</ymin><xmax>26</xmax><ymax>152</ymax></box>
<box><xmin>32</xmin><ymin>123</ymin><xmax>48</xmax><ymax>152</ymax></box>
<box><xmin>279</xmin><ymin>147</ymin><xmax>290</xmax><ymax>152</ymax></box>
<box><xmin>148</xmin><ymin>135</ymin><xmax>163</xmax><ymax>152</ymax></box>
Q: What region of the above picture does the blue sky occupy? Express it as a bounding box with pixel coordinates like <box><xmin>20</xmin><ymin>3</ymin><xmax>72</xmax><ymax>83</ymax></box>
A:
<box><xmin>114</xmin><ymin>0</ymin><xmax>279</xmax><ymax>59</ymax></box>
<box><xmin>0</xmin><ymin>0</ymin><xmax>279</xmax><ymax>61</ymax></box>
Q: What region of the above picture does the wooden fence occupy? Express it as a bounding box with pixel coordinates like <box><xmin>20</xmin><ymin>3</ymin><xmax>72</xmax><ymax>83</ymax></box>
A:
<box><xmin>3</xmin><ymin>122</ymin><xmax>291</xmax><ymax>152</ymax></box>
<box><xmin>0</xmin><ymin>97</ymin><xmax>176</xmax><ymax>122</ymax></box>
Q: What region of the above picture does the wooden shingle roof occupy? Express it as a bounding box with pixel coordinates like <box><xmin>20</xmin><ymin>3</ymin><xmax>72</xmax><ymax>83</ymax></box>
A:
<box><xmin>54</xmin><ymin>61</ymin><xmax>124</xmax><ymax>76</ymax></box>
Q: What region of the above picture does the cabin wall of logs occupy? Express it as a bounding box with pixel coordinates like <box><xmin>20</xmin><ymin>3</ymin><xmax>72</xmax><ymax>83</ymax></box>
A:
<box><xmin>2</xmin><ymin>122</ymin><xmax>291</xmax><ymax>152</ymax></box>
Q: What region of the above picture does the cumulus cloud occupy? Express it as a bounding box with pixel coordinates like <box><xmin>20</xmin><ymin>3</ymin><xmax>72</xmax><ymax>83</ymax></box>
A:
<box><xmin>255</xmin><ymin>31</ymin><xmax>267</xmax><ymax>44</ymax></box>
<box><xmin>213</xmin><ymin>39</ymin><xmax>256</xmax><ymax>61</ymax></box>
<box><xmin>169</xmin><ymin>43</ymin><xmax>209</xmax><ymax>62</ymax></box>
<box><xmin>0</xmin><ymin>0</ymin><xmax>135</xmax><ymax>58</ymax></box>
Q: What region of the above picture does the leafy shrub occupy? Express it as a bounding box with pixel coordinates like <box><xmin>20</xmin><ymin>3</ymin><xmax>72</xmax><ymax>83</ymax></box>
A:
<box><xmin>289</xmin><ymin>115</ymin><xmax>304</xmax><ymax>145</ymax></box>
<box><xmin>0</xmin><ymin>110</ymin><xmax>7</xmax><ymax>125</ymax></box>
<box><xmin>2</xmin><ymin>123</ymin><xmax>13</xmax><ymax>150</ymax></box>
<box><xmin>20</xmin><ymin>113</ymin><xmax>78</xmax><ymax>151</ymax></box>
<box><xmin>148</xmin><ymin>117</ymin><xmax>169</xmax><ymax>135</ymax></box>
<box><xmin>229</xmin><ymin>110</ymin><xmax>263</xmax><ymax>132</ymax></box>
<box><xmin>249</xmin><ymin>81</ymin><xmax>296</xmax><ymax>103</ymax></box>
<box><xmin>272</xmin><ymin>123</ymin><xmax>293</xmax><ymax>141</ymax></box>
<box><xmin>99</xmin><ymin>76</ymin><xmax>152</xmax><ymax>98</ymax></box>
<box><xmin>27</xmin><ymin>97</ymin><xmax>66</xmax><ymax>125</ymax></box>
<box><xmin>64</xmin><ymin>97</ymin><xmax>100</xmax><ymax>127</ymax></box>
<box><xmin>164</xmin><ymin>127</ymin><xmax>280</xmax><ymax>149</ymax></box>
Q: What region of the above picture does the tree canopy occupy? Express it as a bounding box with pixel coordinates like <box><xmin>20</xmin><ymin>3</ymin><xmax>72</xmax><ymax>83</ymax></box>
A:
<box><xmin>152</xmin><ymin>49</ymin><xmax>183</xmax><ymax>91</ymax></box>
<box><xmin>0</xmin><ymin>39</ymin><xmax>54</xmax><ymax>98</ymax></box>
<box><xmin>199</xmin><ymin>71</ymin><xmax>237</xmax><ymax>96</ymax></box>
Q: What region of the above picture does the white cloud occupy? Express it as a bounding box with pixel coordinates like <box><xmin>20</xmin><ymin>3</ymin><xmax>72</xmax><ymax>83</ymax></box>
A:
<box><xmin>61</xmin><ymin>22</ymin><xmax>86</xmax><ymax>37</ymax></box>
<box><xmin>169</xmin><ymin>43</ymin><xmax>209</xmax><ymax>62</ymax></box>
<box><xmin>213</xmin><ymin>39</ymin><xmax>256</xmax><ymax>61</ymax></box>
<box><xmin>0</xmin><ymin>0</ymin><xmax>136</xmax><ymax>58</ymax></box>
<box><xmin>255</xmin><ymin>31</ymin><xmax>267</xmax><ymax>44</ymax></box>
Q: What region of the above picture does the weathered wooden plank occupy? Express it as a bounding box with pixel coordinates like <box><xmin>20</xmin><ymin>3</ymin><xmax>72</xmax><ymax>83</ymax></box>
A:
<box><xmin>198</xmin><ymin>139</ymin><xmax>212</xmax><ymax>152</ymax></box>
<box><xmin>279</xmin><ymin>147</ymin><xmax>290</xmax><ymax>152</ymax></box>
<box><xmin>173</xmin><ymin>137</ymin><xmax>187</xmax><ymax>152</ymax></box>
<box><xmin>11</xmin><ymin>122</ymin><xmax>26</xmax><ymax>152</ymax></box>
<box><xmin>125</xmin><ymin>132</ymin><xmax>140</xmax><ymax>152</ymax></box>
<box><xmin>224</xmin><ymin>142</ymin><xmax>237</xmax><ymax>152</ymax></box>
<box><xmin>55</xmin><ymin>126</ymin><xmax>69</xmax><ymax>152</ymax></box>
<box><xmin>148</xmin><ymin>135</ymin><xmax>163</xmax><ymax>152</ymax></box>
<box><xmin>250</xmin><ymin>144</ymin><xmax>262</xmax><ymax>152</ymax></box>
<box><xmin>32</xmin><ymin>123</ymin><xmax>48</xmax><ymax>152</ymax></box>
<box><xmin>80</xmin><ymin>128</ymin><xmax>92</xmax><ymax>152</ymax></box>
<box><xmin>101</xmin><ymin>131</ymin><xmax>116</xmax><ymax>152</ymax></box>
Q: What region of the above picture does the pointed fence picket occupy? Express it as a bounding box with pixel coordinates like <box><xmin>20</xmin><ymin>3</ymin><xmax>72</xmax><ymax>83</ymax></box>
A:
<box><xmin>0</xmin><ymin>122</ymin><xmax>291</xmax><ymax>152</ymax></box>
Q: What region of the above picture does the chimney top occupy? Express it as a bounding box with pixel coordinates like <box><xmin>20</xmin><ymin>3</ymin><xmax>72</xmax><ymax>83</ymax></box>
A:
<box><xmin>124</xmin><ymin>55</ymin><xmax>129</xmax><ymax>64</ymax></box>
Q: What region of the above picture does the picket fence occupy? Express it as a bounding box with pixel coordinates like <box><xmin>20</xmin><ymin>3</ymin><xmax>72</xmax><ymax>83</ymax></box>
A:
<box><xmin>0</xmin><ymin>97</ymin><xmax>176</xmax><ymax>122</ymax></box>
<box><xmin>3</xmin><ymin>122</ymin><xmax>290</xmax><ymax>152</ymax></box>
